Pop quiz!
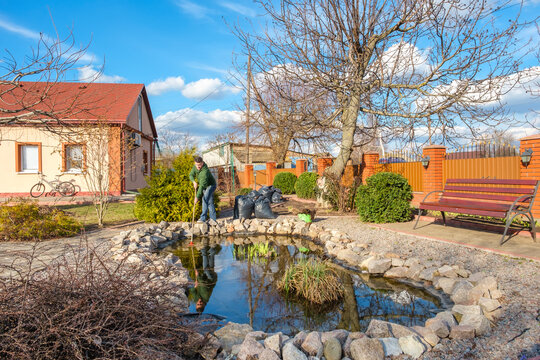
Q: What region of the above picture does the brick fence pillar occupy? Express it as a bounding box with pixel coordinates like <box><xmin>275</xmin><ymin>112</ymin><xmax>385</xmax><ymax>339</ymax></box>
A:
<box><xmin>362</xmin><ymin>152</ymin><xmax>379</xmax><ymax>183</ymax></box>
<box><xmin>422</xmin><ymin>145</ymin><xmax>446</xmax><ymax>195</ymax></box>
<box><xmin>317</xmin><ymin>157</ymin><xmax>333</xmax><ymax>176</ymax></box>
<box><xmin>295</xmin><ymin>159</ymin><xmax>307</xmax><ymax>177</ymax></box>
<box><xmin>266</xmin><ymin>162</ymin><xmax>276</xmax><ymax>186</ymax></box>
<box><xmin>244</xmin><ymin>164</ymin><xmax>254</xmax><ymax>189</ymax></box>
<box><xmin>519</xmin><ymin>134</ymin><xmax>540</xmax><ymax>217</ymax></box>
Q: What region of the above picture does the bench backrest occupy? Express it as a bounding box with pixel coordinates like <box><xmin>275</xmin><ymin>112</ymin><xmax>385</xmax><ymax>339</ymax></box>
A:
<box><xmin>442</xmin><ymin>179</ymin><xmax>540</xmax><ymax>208</ymax></box>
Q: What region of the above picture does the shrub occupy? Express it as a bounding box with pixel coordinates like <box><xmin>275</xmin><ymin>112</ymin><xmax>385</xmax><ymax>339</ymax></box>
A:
<box><xmin>277</xmin><ymin>258</ymin><xmax>343</xmax><ymax>304</ymax></box>
<box><xmin>0</xmin><ymin>242</ymin><xmax>203</xmax><ymax>359</ymax></box>
<box><xmin>355</xmin><ymin>172</ymin><xmax>413</xmax><ymax>223</ymax></box>
<box><xmin>0</xmin><ymin>200</ymin><xmax>81</xmax><ymax>241</ymax></box>
<box><xmin>294</xmin><ymin>172</ymin><xmax>319</xmax><ymax>199</ymax></box>
<box><xmin>321</xmin><ymin>175</ymin><xmax>361</xmax><ymax>212</ymax></box>
<box><xmin>273</xmin><ymin>172</ymin><xmax>297</xmax><ymax>195</ymax></box>
<box><xmin>134</xmin><ymin>149</ymin><xmax>219</xmax><ymax>222</ymax></box>
<box><xmin>238</xmin><ymin>187</ymin><xmax>252</xmax><ymax>196</ymax></box>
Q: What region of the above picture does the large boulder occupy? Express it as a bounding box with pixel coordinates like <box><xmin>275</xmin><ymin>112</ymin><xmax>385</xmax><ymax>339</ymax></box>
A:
<box><xmin>349</xmin><ymin>338</ymin><xmax>384</xmax><ymax>360</ymax></box>
<box><xmin>366</xmin><ymin>319</ymin><xmax>418</xmax><ymax>338</ymax></box>
<box><xmin>214</xmin><ymin>322</ymin><xmax>254</xmax><ymax>353</ymax></box>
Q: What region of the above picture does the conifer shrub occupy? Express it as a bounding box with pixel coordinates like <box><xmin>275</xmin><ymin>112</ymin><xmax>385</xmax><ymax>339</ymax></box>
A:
<box><xmin>134</xmin><ymin>150</ymin><xmax>219</xmax><ymax>223</ymax></box>
<box><xmin>272</xmin><ymin>172</ymin><xmax>297</xmax><ymax>195</ymax></box>
<box><xmin>0</xmin><ymin>200</ymin><xmax>81</xmax><ymax>241</ymax></box>
<box><xmin>294</xmin><ymin>172</ymin><xmax>319</xmax><ymax>199</ymax></box>
<box><xmin>355</xmin><ymin>172</ymin><xmax>413</xmax><ymax>223</ymax></box>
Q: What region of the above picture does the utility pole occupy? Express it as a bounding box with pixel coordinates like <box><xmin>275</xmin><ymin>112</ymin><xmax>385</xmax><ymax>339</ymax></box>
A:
<box><xmin>245</xmin><ymin>53</ymin><xmax>251</xmax><ymax>167</ymax></box>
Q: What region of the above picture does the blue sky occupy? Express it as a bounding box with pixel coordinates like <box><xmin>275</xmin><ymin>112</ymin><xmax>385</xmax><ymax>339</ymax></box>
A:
<box><xmin>1</xmin><ymin>0</ymin><xmax>540</xmax><ymax>151</ymax></box>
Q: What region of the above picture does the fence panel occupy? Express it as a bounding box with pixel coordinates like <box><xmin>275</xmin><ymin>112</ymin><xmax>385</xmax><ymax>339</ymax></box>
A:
<box><xmin>380</xmin><ymin>162</ymin><xmax>424</xmax><ymax>192</ymax></box>
<box><xmin>443</xmin><ymin>156</ymin><xmax>521</xmax><ymax>184</ymax></box>
<box><xmin>255</xmin><ymin>170</ymin><xmax>267</xmax><ymax>187</ymax></box>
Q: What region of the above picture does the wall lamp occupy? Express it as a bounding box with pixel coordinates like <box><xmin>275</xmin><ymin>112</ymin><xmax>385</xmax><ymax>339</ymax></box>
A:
<box><xmin>521</xmin><ymin>148</ymin><xmax>533</xmax><ymax>167</ymax></box>
<box><xmin>421</xmin><ymin>156</ymin><xmax>430</xmax><ymax>168</ymax></box>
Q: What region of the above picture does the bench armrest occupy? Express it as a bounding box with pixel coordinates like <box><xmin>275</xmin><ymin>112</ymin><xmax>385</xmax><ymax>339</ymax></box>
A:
<box><xmin>421</xmin><ymin>190</ymin><xmax>443</xmax><ymax>203</ymax></box>
<box><xmin>509</xmin><ymin>194</ymin><xmax>534</xmax><ymax>212</ymax></box>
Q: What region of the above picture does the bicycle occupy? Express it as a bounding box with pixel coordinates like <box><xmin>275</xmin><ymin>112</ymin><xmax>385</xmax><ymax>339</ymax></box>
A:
<box><xmin>30</xmin><ymin>173</ymin><xmax>77</xmax><ymax>198</ymax></box>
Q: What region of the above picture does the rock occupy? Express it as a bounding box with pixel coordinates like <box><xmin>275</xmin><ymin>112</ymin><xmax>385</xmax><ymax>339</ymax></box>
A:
<box><xmin>301</xmin><ymin>331</ymin><xmax>323</xmax><ymax>357</ymax></box>
<box><xmin>449</xmin><ymin>325</ymin><xmax>475</xmax><ymax>339</ymax></box>
<box><xmin>323</xmin><ymin>337</ymin><xmax>342</xmax><ymax>360</ymax></box>
<box><xmin>460</xmin><ymin>313</ymin><xmax>491</xmax><ymax>336</ymax></box>
<box><xmin>337</xmin><ymin>249</ymin><xmax>363</xmax><ymax>265</ymax></box>
<box><xmin>259</xmin><ymin>348</ymin><xmax>281</xmax><ymax>360</ymax></box>
<box><xmin>264</xmin><ymin>333</ymin><xmax>283</xmax><ymax>356</ymax></box>
<box><xmin>398</xmin><ymin>335</ymin><xmax>428</xmax><ymax>359</ymax></box>
<box><xmin>406</xmin><ymin>263</ymin><xmax>425</xmax><ymax>280</ymax></box>
<box><xmin>384</xmin><ymin>266</ymin><xmax>409</xmax><ymax>278</ymax></box>
<box><xmin>425</xmin><ymin>318</ymin><xmax>450</xmax><ymax>338</ymax></box>
<box><xmin>435</xmin><ymin>277</ymin><xmax>457</xmax><ymax>294</ymax></box>
<box><xmin>451</xmin><ymin>280</ymin><xmax>474</xmax><ymax>304</ymax></box>
<box><xmin>452</xmin><ymin>305</ymin><xmax>483</xmax><ymax>322</ymax></box>
<box><xmin>468</xmin><ymin>271</ymin><xmax>487</xmax><ymax>285</ymax></box>
<box><xmin>367</xmin><ymin>259</ymin><xmax>392</xmax><ymax>274</ymax></box>
<box><xmin>411</xmin><ymin>326</ymin><xmax>439</xmax><ymax>347</ymax></box>
<box><xmin>489</xmin><ymin>288</ymin><xmax>503</xmax><ymax>300</ymax></box>
<box><xmin>343</xmin><ymin>332</ymin><xmax>365</xmax><ymax>357</ymax></box>
<box><xmin>158</xmin><ymin>220</ymin><xmax>169</xmax><ymax>229</ymax></box>
<box><xmin>404</xmin><ymin>257</ymin><xmax>420</xmax><ymax>267</ymax></box>
<box><xmin>476</xmin><ymin>276</ymin><xmax>498</xmax><ymax>293</ymax></box>
<box><xmin>246</xmin><ymin>331</ymin><xmax>266</xmax><ymax>341</ymax></box>
<box><xmin>391</xmin><ymin>258</ymin><xmax>405</xmax><ymax>267</ymax></box>
<box><xmin>214</xmin><ymin>322</ymin><xmax>254</xmax><ymax>353</ymax></box>
<box><xmin>127</xmin><ymin>242</ymin><xmax>139</xmax><ymax>252</ymax></box>
<box><xmin>198</xmin><ymin>334</ymin><xmax>221</xmax><ymax>360</ymax></box>
<box><xmin>419</xmin><ymin>267</ymin><xmax>438</xmax><ymax>281</ymax></box>
<box><xmin>438</xmin><ymin>265</ymin><xmax>458</xmax><ymax>278</ymax></box>
<box><xmin>349</xmin><ymin>338</ymin><xmax>384</xmax><ymax>360</ymax></box>
<box><xmin>484</xmin><ymin>308</ymin><xmax>504</xmax><ymax>322</ymax></box>
<box><xmin>293</xmin><ymin>331</ymin><xmax>309</xmax><ymax>347</ymax></box>
<box><xmin>366</xmin><ymin>319</ymin><xmax>417</xmax><ymax>338</ymax></box>
<box><xmin>467</xmin><ymin>285</ymin><xmax>487</xmax><ymax>304</ymax></box>
<box><xmin>208</xmin><ymin>219</ymin><xmax>218</xmax><ymax>227</ymax></box>
<box><xmin>478</xmin><ymin>297</ymin><xmax>501</xmax><ymax>313</ymax></box>
<box><xmin>282</xmin><ymin>342</ymin><xmax>308</xmax><ymax>360</ymax></box>
<box><xmin>321</xmin><ymin>329</ymin><xmax>348</xmax><ymax>345</ymax></box>
<box><xmin>237</xmin><ymin>338</ymin><xmax>265</xmax><ymax>360</ymax></box>
<box><xmin>360</xmin><ymin>256</ymin><xmax>376</xmax><ymax>269</ymax></box>
<box><xmin>435</xmin><ymin>311</ymin><xmax>458</xmax><ymax>327</ymax></box>
<box><xmin>379</xmin><ymin>337</ymin><xmax>403</xmax><ymax>357</ymax></box>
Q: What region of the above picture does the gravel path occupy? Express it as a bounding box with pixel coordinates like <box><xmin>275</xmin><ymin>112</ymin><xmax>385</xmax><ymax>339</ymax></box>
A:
<box><xmin>310</xmin><ymin>215</ymin><xmax>540</xmax><ymax>360</ymax></box>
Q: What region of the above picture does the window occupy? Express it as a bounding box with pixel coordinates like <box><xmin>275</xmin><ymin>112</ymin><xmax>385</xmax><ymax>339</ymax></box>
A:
<box><xmin>143</xmin><ymin>150</ymin><xmax>149</xmax><ymax>175</ymax></box>
<box><xmin>16</xmin><ymin>142</ymin><xmax>41</xmax><ymax>173</ymax></box>
<box><xmin>62</xmin><ymin>143</ymin><xmax>85</xmax><ymax>173</ymax></box>
<box><xmin>138</xmin><ymin>96</ymin><xmax>143</xmax><ymax>131</ymax></box>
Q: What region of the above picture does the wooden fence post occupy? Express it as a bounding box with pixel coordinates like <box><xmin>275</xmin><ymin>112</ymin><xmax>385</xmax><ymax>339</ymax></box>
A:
<box><xmin>266</xmin><ymin>162</ymin><xmax>276</xmax><ymax>186</ymax></box>
<box><xmin>362</xmin><ymin>152</ymin><xmax>379</xmax><ymax>183</ymax></box>
<box><xmin>520</xmin><ymin>134</ymin><xmax>540</xmax><ymax>217</ymax></box>
<box><xmin>422</xmin><ymin>145</ymin><xmax>446</xmax><ymax>196</ymax></box>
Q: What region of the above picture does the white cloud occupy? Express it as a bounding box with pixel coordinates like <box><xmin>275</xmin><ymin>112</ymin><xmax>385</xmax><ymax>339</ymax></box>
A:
<box><xmin>0</xmin><ymin>17</ymin><xmax>40</xmax><ymax>39</ymax></box>
<box><xmin>147</xmin><ymin>76</ymin><xmax>185</xmax><ymax>95</ymax></box>
<box><xmin>182</xmin><ymin>78</ymin><xmax>240</xmax><ymax>99</ymax></box>
<box><xmin>155</xmin><ymin>108</ymin><xmax>242</xmax><ymax>135</ymax></box>
<box><xmin>77</xmin><ymin>65</ymin><xmax>126</xmax><ymax>83</ymax></box>
<box><xmin>175</xmin><ymin>0</ymin><xmax>210</xmax><ymax>19</ymax></box>
<box><xmin>219</xmin><ymin>2</ymin><xmax>256</xmax><ymax>17</ymax></box>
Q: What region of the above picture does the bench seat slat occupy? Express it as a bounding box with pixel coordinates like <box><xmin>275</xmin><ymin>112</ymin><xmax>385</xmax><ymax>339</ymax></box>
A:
<box><xmin>420</xmin><ymin>203</ymin><xmax>506</xmax><ymax>218</ymax></box>
<box><xmin>446</xmin><ymin>179</ymin><xmax>538</xmax><ymax>186</ymax></box>
<box><xmin>444</xmin><ymin>185</ymin><xmax>535</xmax><ymax>195</ymax></box>
<box><xmin>422</xmin><ymin>200</ymin><xmax>511</xmax><ymax>212</ymax></box>
<box><xmin>441</xmin><ymin>192</ymin><xmax>532</xmax><ymax>203</ymax></box>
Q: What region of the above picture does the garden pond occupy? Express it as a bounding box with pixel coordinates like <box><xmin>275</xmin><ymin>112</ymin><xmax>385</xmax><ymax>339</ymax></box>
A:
<box><xmin>165</xmin><ymin>235</ymin><xmax>448</xmax><ymax>336</ymax></box>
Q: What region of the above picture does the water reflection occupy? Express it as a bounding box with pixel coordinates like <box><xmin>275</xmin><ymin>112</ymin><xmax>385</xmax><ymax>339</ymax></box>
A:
<box><xmin>168</xmin><ymin>236</ymin><xmax>442</xmax><ymax>336</ymax></box>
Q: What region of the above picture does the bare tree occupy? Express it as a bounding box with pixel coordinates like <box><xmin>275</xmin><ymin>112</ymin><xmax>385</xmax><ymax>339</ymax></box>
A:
<box><xmin>156</xmin><ymin>129</ymin><xmax>197</xmax><ymax>168</ymax></box>
<box><xmin>237</xmin><ymin>0</ymin><xmax>529</xmax><ymax>178</ymax></box>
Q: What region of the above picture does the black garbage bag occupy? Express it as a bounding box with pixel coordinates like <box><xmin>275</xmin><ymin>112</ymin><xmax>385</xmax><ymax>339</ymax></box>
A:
<box><xmin>233</xmin><ymin>195</ymin><xmax>242</xmax><ymax>219</ymax></box>
<box><xmin>235</xmin><ymin>195</ymin><xmax>255</xmax><ymax>219</ymax></box>
<box><xmin>247</xmin><ymin>190</ymin><xmax>261</xmax><ymax>201</ymax></box>
<box><xmin>254</xmin><ymin>197</ymin><xmax>276</xmax><ymax>219</ymax></box>
<box><xmin>271</xmin><ymin>191</ymin><xmax>284</xmax><ymax>203</ymax></box>
<box><xmin>259</xmin><ymin>186</ymin><xmax>274</xmax><ymax>201</ymax></box>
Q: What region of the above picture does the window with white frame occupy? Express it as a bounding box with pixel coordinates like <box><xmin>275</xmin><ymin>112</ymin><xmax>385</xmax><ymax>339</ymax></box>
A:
<box><xmin>64</xmin><ymin>144</ymin><xmax>85</xmax><ymax>172</ymax></box>
<box><xmin>16</xmin><ymin>143</ymin><xmax>41</xmax><ymax>173</ymax></box>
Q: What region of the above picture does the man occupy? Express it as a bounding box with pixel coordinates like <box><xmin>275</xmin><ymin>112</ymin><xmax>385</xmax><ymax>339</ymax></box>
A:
<box><xmin>189</xmin><ymin>156</ymin><xmax>217</xmax><ymax>222</ymax></box>
<box><xmin>189</xmin><ymin>240</ymin><xmax>218</xmax><ymax>313</ymax></box>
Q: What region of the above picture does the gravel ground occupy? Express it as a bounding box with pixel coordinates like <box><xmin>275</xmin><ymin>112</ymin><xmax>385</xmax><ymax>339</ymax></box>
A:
<box><xmin>308</xmin><ymin>215</ymin><xmax>540</xmax><ymax>360</ymax></box>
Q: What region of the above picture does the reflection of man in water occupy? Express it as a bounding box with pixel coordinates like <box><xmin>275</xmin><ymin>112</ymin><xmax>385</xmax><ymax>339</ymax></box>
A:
<box><xmin>189</xmin><ymin>242</ymin><xmax>218</xmax><ymax>313</ymax></box>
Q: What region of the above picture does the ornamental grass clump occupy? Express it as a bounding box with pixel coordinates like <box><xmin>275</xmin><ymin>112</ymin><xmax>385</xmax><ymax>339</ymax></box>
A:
<box><xmin>278</xmin><ymin>258</ymin><xmax>344</xmax><ymax>304</ymax></box>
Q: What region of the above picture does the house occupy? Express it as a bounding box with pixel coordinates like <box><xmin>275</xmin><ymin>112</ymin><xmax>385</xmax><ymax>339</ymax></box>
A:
<box><xmin>0</xmin><ymin>82</ymin><xmax>157</xmax><ymax>197</ymax></box>
<box><xmin>202</xmin><ymin>142</ymin><xmax>317</xmax><ymax>171</ymax></box>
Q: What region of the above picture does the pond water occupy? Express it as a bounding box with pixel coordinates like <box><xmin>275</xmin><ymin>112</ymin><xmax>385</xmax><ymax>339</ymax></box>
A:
<box><xmin>166</xmin><ymin>235</ymin><xmax>445</xmax><ymax>336</ymax></box>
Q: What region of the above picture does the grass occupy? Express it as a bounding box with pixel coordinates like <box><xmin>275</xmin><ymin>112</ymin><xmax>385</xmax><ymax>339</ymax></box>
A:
<box><xmin>57</xmin><ymin>202</ymin><xmax>137</xmax><ymax>229</ymax></box>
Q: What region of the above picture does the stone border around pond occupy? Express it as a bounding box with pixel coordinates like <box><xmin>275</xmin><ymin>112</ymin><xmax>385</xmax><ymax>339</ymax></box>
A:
<box><xmin>107</xmin><ymin>217</ymin><xmax>504</xmax><ymax>360</ymax></box>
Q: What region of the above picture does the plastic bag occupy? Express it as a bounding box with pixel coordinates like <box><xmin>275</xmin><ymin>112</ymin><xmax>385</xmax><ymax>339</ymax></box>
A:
<box><xmin>247</xmin><ymin>190</ymin><xmax>261</xmax><ymax>201</ymax></box>
<box><xmin>234</xmin><ymin>195</ymin><xmax>255</xmax><ymax>219</ymax></box>
<box><xmin>259</xmin><ymin>186</ymin><xmax>274</xmax><ymax>201</ymax></box>
<box><xmin>254</xmin><ymin>197</ymin><xmax>276</xmax><ymax>219</ymax></box>
<box><xmin>271</xmin><ymin>191</ymin><xmax>284</xmax><ymax>203</ymax></box>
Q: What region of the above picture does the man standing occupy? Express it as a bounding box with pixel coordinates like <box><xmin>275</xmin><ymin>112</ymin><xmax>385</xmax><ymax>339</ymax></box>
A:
<box><xmin>189</xmin><ymin>156</ymin><xmax>217</xmax><ymax>222</ymax></box>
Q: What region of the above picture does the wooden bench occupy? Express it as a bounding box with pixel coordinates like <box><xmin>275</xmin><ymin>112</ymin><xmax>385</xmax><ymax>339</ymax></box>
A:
<box><xmin>414</xmin><ymin>179</ymin><xmax>539</xmax><ymax>244</ymax></box>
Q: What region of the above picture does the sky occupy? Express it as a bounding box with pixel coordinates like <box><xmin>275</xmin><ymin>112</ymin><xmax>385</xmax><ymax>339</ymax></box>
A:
<box><xmin>1</xmin><ymin>0</ymin><xmax>540</xmax><ymax>153</ymax></box>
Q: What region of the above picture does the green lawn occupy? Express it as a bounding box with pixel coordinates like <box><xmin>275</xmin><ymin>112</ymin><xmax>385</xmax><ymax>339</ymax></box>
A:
<box><xmin>57</xmin><ymin>202</ymin><xmax>137</xmax><ymax>229</ymax></box>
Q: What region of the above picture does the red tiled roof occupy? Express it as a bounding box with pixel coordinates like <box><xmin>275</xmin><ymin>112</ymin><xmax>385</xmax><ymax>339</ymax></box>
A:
<box><xmin>0</xmin><ymin>81</ymin><xmax>147</xmax><ymax>123</ymax></box>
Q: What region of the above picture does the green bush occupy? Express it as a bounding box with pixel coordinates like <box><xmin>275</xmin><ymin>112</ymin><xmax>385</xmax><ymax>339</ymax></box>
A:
<box><xmin>134</xmin><ymin>150</ymin><xmax>219</xmax><ymax>223</ymax></box>
<box><xmin>355</xmin><ymin>172</ymin><xmax>413</xmax><ymax>223</ymax></box>
<box><xmin>273</xmin><ymin>172</ymin><xmax>297</xmax><ymax>195</ymax></box>
<box><xmin>294</xmin><ymin>172</ymin><xmax>319</xmax><ymax>199</ymax></box>
<box><xmin>238</xmin><ymin>187</ymin><xmax>252</xmax><ymax>196</ymax></box>
<box><xmin>0</xmin><ymin>200</ymin><xmax>81</xmax><ymax>241</ymax></box>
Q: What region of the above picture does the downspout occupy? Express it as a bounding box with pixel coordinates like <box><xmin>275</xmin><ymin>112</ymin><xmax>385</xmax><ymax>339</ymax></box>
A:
<box><xmin>120</xmin><ymin>124</ymin><xmax>126</xmax><ymax>194</ymax></box>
